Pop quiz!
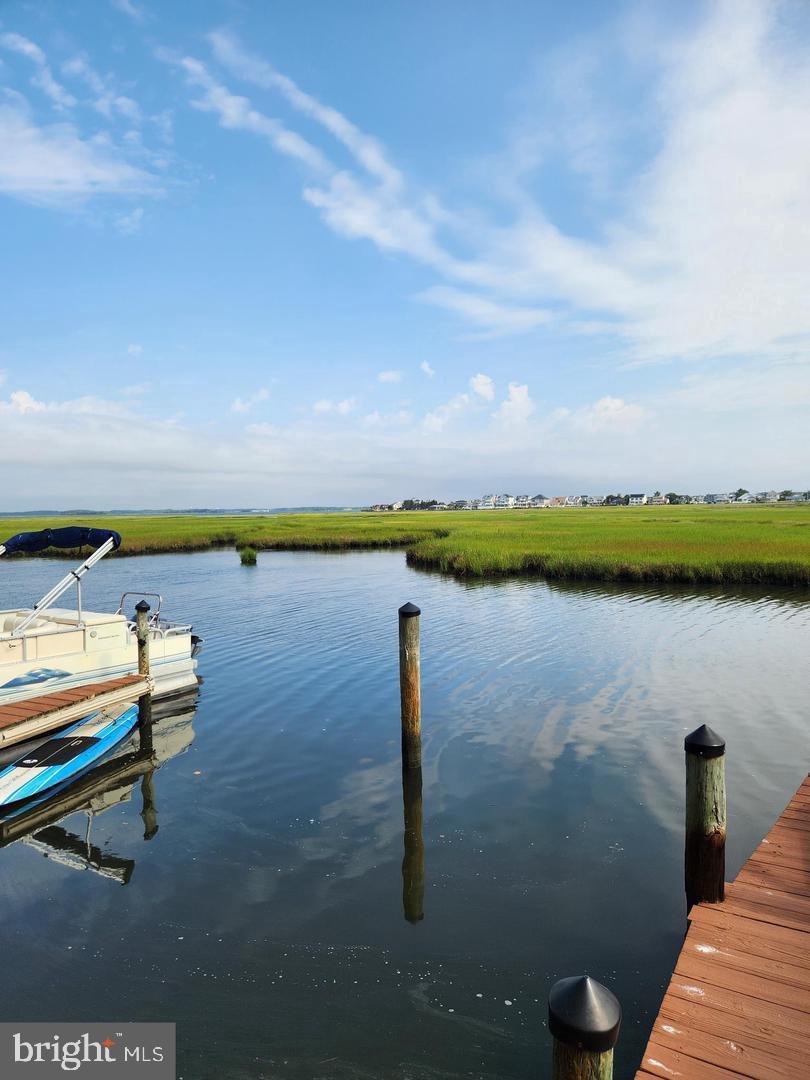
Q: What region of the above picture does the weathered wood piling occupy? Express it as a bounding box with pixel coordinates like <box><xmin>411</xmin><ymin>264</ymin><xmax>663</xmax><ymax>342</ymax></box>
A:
<box><xmin>684</xmin><ymin>724</ymin><xmax>726</xmax><ymax>908</ymax></box>
<box><xmin>401</xmin><ymin>765</ymin><xmax>424</xmax><ymax>923</ymax></box>
<box><xmin>548</xmin><ymin>975</ymin><xmax>621</xmax><ymax>1080</ymax></box>
<box><xmin>398</xmin><ymin>602</ymin><xmax>421</xmax><ymax>769</ymax></box>
<box><xmin>134</xmin><ymin>599</ymin><xmax>153</xmax><ymax>753</ymax></box>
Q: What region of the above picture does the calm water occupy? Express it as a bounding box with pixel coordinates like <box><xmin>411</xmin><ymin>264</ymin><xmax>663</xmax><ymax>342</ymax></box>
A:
<box><xmin>1</xmin><ymin>550</ymin><xmax>808</xmax><ymax>1078</ymax></box>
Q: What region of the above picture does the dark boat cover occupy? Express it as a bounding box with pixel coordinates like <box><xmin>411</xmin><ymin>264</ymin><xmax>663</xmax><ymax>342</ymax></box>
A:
<box><xmin>0</xmin><ymin>527</ymin><xmax>122</xmax><ymax>555</ymax></box>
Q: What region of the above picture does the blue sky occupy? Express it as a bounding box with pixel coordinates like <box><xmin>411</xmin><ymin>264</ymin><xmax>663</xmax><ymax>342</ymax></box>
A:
<box><xmin>0</xmin><ymin>0</ymin><xmax>808</xmax><ymax>508</ymax></box>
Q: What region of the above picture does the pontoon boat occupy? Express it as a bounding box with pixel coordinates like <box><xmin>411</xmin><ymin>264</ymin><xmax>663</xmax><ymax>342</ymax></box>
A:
<box><xmin>0</xmin><ymin>526</ymin><xmax>200</xmax><ymax>707</ymax></box>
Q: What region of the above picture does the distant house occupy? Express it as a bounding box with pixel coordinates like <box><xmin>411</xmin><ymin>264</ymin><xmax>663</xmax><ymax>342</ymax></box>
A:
<box><xmin>584</xmin><ymin>495</ymin><xmax>606</xmax><ymax>506</ymax></box>
<box><xmin>548</xmin><ymin>496</ymin><xmax>567</xmax><ymax>508</ymax></box>
<box><xmin>496</xmin><ymin>494</ymin><xmax>515</xmax><ymax>508</ymax></box>
<box><xmin>648</xmin><ymin>495</ymin><xmax>669</xmax><ymax>505</ymax></box>
<box><xmin>564</xmin><ymin>495</ymin><xmax>583</xmax><ymax>507</ymax></box>
<box><xmin>785</xmin><ymin>493</ymin><xmax>807</xmax><ymax>502</ymax></box>
<box><xmin>514</xmin><ymin>495</ymin><xmax>530</xmax><ymax>508</ymax></box>
<box><xmin>391</xmin><ymin>501</ymin><xmax>403</xmax><ymax>511</ymax></box>
<box><xmin>705</xmin><ymin>493</ymin><xmax>731</xmax><ymax>504</ymax></box>
<box><xmin>736</xmin><ymin>494</ymin><xmax>756</xmax><ymax>503</ymax></box>
<box><xmin>370</xmin><ymin>503</ymin><xmax>393</xmax><ymax>512</ymax></box>
<box><xmin>530</xmin><ymin>498</ymin><xmax>550</xmax><ymax>508</ymax></box>
<box><xmin>479</xmin><ymin>495</ymin><xmax>496</xmax><ymax>509</ymax></box>
<box><xmin>628</xmin><ymin>493</ymin><xmax>647</xmax><ymax>506</ymax></box>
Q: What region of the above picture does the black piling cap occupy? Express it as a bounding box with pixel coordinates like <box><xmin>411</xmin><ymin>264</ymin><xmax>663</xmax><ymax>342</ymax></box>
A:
<box><xmin>548</xmin><ymin>976</ymin><xmax>622</xmax><ymax>1053</ymax></box>
<box><xmin>685</xmin><ymin>724</ymin><xmax>725</xmax><ymax>759</ymax></box>
<box><xmin>135</xmin><ymin>599</ymin><xmax>151</xmax><ymax>613</ymax></box>
<box><xmin>399</xmin><ymin>602</ymin><xmax>421</xmax><ymax>617</ymax></box>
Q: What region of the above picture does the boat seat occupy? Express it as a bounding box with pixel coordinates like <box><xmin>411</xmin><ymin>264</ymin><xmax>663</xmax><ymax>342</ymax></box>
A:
<box><xmin>1</xmin><ymin>613</ymin><xmax>59</xmax><ymax>633</ymax></box>
<box><xmin>45</xmin><ymin>609</ymin><xmax>126</xmax><ymax>627</ymax></box>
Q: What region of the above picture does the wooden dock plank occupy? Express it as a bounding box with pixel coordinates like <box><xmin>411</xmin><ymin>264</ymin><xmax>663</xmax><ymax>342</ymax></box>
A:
<box><xmin>649</xmin><ymin>1013</ymin><xmax>801</xmax><ymax>1079</ymax></box>
<box><xmin>636</xmin><ymin>775</ymin><xmax>810</xmax><ymax>1079</ymax></box>
<box><xmin>679</xmin><ymin>923</ymin><xmax>810</xmax><ymax>990</ymax></box>
<box><xmin>0</xmin><ymin>675</ymin><xmax>150</xmax><ymax>747</ymax></box>
<box><xmin>737</xmin><ymin>861</ymin><xmax>810</xmax><ymax>897</ymax></box>
<box><xmin>0</xmin><ymin>675</ymin><xmax>145</xmax><ymax>731</ymax></box>
<box><xmin>666</xmin><ymin>973</ymin><xmax>810</xmax><ymax>1034</ymax></box>
<box><xmin>659</xmin><ymin>999</ymin><xmax>810</xmax><ymax>1069</ymax></box>
<box><xmin>639</xmin><ymin>1040</ymin><xmax>744</xmax><ymax>1078</ymax></box>
<box><xmin>689</xmin><ymin>903</ymin><xmax>810</xmax><ymax>953</ymax></box>
<box><xmin>675</xmin><ymin>954</ymin><xmax>810</xmax><ymax>1014</ymax></box>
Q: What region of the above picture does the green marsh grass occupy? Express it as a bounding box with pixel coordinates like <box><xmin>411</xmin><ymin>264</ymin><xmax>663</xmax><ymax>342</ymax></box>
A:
<box><xmin>2</xmin><ymin>505</ymin><xmax>809</xmax><ymax>586</ymax></box>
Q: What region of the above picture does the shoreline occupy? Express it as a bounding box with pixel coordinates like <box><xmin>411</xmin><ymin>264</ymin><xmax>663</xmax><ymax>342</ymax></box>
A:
<box><xmin>2</xmin><ymin>506</ymin><xmax>809</xmax><ymax>587</ymax></box>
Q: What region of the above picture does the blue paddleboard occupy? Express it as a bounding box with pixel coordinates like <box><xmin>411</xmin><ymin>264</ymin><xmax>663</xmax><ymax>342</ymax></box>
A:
<box><xmin>0</xmin><ymin>703</ymin><xmax>139</xmax><ymax>809</ymax></box>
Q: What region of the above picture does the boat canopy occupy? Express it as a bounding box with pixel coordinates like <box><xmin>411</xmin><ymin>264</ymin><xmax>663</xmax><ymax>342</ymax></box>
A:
<box><xmin>0</xmin><ymin>527</ymin><xmax>121</xmax><ymax>557</ymax></box>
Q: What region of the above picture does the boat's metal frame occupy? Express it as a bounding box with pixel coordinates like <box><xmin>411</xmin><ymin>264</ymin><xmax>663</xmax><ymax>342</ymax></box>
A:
<box><xmin>1</xmin><ymin>535</ymin><xmax>117</xmax><ymax>636</ymax></box>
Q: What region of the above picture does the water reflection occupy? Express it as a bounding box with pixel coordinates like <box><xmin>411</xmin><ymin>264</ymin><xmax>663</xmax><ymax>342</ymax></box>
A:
<box><xmin>401</xmin><ymin>766</ymin><xmax>424</xmax><ymax>924</ymax></box>
<box><xmin>0</xmin><ymin>692</ymin><xmax>197</xmax><ymax>882</ymax></box>
<box><xmin>22</xmin><ymin>823</ymin><xmax>135</xmax><ymax>885</ymax></box>
<box><xmin>414</xmin><ymin>562</ymin><xmax>810</xmax><ymax>611</ymax></box>
<box><xmin>1</xmin><ymin>550</ymin><xmax>808</xmax><ymax>1079</ymax></box>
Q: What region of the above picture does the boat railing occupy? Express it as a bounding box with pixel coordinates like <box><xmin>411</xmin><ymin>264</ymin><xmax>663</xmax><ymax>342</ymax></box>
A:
<box><xmin>124</xmin><ymin>620</ymin><xmax>192</xmax><ymax>641</ymax></box>
<box><xmin>9</xmin><ymin>535</ymin><xmax>118</xmax><ymax>637</ymax></box>
<box><xmin>117</xmin><ymin>592</ymin><xmax>163</xmax><ymax>624</ymax></box>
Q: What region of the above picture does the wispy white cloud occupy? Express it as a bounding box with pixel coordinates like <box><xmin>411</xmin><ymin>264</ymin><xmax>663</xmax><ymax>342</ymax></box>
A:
<box><xmin>165</xmin><ymin>38</ymin><xmax>459</xmax><ymax>281</ymax></box>
<box><xmin>419</xmin><ymin>285</ymin><xmax>553</xmax><ymax>338</ymax></box>
<box><xmin>111</xmin><ymin>0</ymin><xmax>148</xmax><ymax>23</ymax></box>
<box><xmin>493</xmin><ymin>383</ymin><xmax>535</xmax><ymax>425</ymax></box>
<box><xmin>423</xmin><ymin>393</ymin><xmax>470</xmax><ymax>433</ymax></box>
<box><xmin>208</xmin><ymin>29</ymin><xmax>402</xmax><ymax>191</ymax></box>
<box><xmin>0</xmin><ymin>388</ymin><xmax>126</xmax><ymax>416</ymax></box>
<box><xmin>231</xmin><ymin>387</ymin><xmax>270</xmax><ymax>413</ymax></box>
<box><xmin>469</xmin><ymin>373</ymin><xmax>495</xmax><ymax>401</ymax></box>
<box><xmin>313</xmin><ymin>397</ymin><xmax>356</xmax><ymax>415</ymax></box>
<box><xmin>121</xmin><ymin>382</ymin><xmax>150</xmax><ymax>397</ymax></box>
<box><xmin>0</xmin><ymin>100</ymin><xmax>159</xmax><ymax>204</ymax></box>
<box><xmin>568</xmin><ymin>396</ymin><xmax>648</xmax><ymax>433</ymax></box>
<box><xmin>361</xmin><ymin>409</ymin><xmax>412</xmax><ymax>427</ymax></box>
<box><xmin>127</xmin><ymin>343</ymin><xmax>143</xmax><ymax>356</ymax></box>
<box><xmin>419</xmin><ymin>360</ymin><xmax>435</xmax><ymax>378</ymax></box>
<box><xmin>164</xmin><ymin>9</ymin><xmax>810</xmax><ymax>362</ymax></box>
<box><xmin>61</xmin><ymin>55</ymin><xmax>142</xmax><ymax>124</ymax></box>
<box><xmin>115</xmin><ymin>206</ymin><xmax>144</xmax><ymax>234</ymax></box>
<box><xmin>670</xmin><ymin>359</ymin><xmax>810</xmax><ymax>412</ymax></box>
<box><xmin>167</xmin><ymin>53</ymin><xmax>331</xmax><ymax>174</ymax></box>
<box><xmin>0</xmin><ymin>33</ymin><xmax>76</xmax><ymax>110</ymax></box>
<box><xmin>377</xmin><ymin>370</ymin><xmax>402</xmax><ymax>383</ymax></box>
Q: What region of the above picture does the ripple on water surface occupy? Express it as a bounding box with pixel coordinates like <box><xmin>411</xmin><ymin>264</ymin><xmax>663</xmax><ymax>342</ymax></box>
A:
<box><xmin>0</xmin><ymin>549</ymin><xmax>808</xmax><ymax>1079</ymax></box>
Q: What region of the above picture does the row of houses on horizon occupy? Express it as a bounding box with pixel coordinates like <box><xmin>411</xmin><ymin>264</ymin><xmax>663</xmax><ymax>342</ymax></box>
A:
<box><xmin>367</xmin><ymin>489</ymin><xmax>810</xmax><ymax>511</ymax></box>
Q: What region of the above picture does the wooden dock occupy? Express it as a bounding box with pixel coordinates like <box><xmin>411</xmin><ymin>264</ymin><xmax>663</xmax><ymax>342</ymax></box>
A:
<box><xmin>637</xmin><ymin>774</ymin><xmax>810</xmax><ymax>1079</ymax></box>
<box><xmin>0</xmin><ymin>674</ymin><xmax>151</xmax><ymax>748</ymax></box>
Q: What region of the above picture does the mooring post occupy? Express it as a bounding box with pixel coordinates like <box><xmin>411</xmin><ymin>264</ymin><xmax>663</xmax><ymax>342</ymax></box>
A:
<box><xmin>548</xmin><ymin>975</ymin><xmax>621</xmax><ymax>1080</ymax></box>
<box><xmin>685</xmin><ymin>724</ymin><xmax>726</xmax><ymax>909</ymax></box>
<box><xmin>135</xmin><ymin>600</ymin><xmax>153</xmax><ymax>752</ymax></box>
<box><xmin>398</xmin><ymin>602</ymin><xmax>421</xmax><ymax>769</ymax></box>
<box><xmin>401</xmin><ymin>765</ymin><xmax>425</xmax><ymax>923</ymax></box>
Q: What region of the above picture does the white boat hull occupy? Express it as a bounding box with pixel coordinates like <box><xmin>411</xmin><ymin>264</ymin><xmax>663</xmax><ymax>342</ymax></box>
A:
<box><xmin>0</xmin><ymin>607</ymin><xmax>198</xmax><ymax>708</ymax></box>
